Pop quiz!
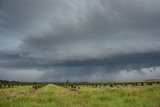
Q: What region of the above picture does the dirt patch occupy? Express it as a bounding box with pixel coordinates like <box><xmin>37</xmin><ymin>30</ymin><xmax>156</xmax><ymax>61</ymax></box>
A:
<box><xmin>70</xmin><ymin>88</ymin><xmax>79</xmax><ymax>91</ymax></box>
<box><xmin>59</xmin><ymin>92</ymin><xmax>69</xmax><ymax>96</ymax></box>
<box><xmin>28</xmin><ymin>88</ymin><xmax>35</xmax><ymax>93</ymax></box>
<box><xmin>27</xmin><ymin>89</ymin><xmax>38</xmax><ymax>97</ymax></box>
<box><xmin>151</xmin><ymin>103</ymin><xmax>160</xmax><ymax>107</ymax></box>
<box><xmin>7</xmin><ymin>92</ymin><xmax>22</xmax><ymax>97</ymax></box>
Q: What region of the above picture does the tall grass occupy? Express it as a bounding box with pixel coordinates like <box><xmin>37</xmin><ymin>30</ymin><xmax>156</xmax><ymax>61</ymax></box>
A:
<box><xmin>0</xmin><ymin>84</ymin><xmax>160</xmax><ymax>107</ymax></box>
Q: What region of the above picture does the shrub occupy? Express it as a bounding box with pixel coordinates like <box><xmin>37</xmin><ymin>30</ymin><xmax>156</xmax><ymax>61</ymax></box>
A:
<box><xmin>77</xmin><ymin>86</ymin><xmax>80</xmax><ymax>89</ymax></box>
<box><xmin>8</xmin><ymin>84</ymin><xmax>10</xmax><ymax>87</ymax></box>
<box><xmin>0</xmin><ymin>83</ymin><xmax>2</xmax><ymax>88</ymax></box>
<box><xmin>110</xmin><ymin>84</ymin><xmax>113</xmax><ymax>87</ymax></box>
<box><xmin>141</xmin><ymin>82</ymin><xmax>144</xmax><ymax>86</ymax></box>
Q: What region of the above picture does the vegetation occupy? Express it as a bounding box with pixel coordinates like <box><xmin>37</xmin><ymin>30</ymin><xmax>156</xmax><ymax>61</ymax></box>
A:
<box><xmin>0</xmin><ymin>80</ymin><xmax>160</xmax><ymax>107</ymax></box>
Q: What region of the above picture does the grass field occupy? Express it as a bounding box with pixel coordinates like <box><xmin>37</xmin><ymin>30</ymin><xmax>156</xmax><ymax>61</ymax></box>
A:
<box><xmin>0</xmin><ymin>84</ymin><xmax>160</xmax><ymax>107</ymax></box>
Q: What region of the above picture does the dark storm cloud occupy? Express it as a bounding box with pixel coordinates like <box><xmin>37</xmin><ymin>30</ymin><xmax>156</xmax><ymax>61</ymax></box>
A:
<box><xmin>21</xmin><ymin>0</ymin><xmax>160</xmax><ymax>62</ymax></box>
<box><xmin>38</xmin><ymin>52</ymin><xmax>160</xmax><ymax>82</ymax></box>
<box><xmin>0</xmin><ymin>0</ymin><xmax>160</xmax><ymax>81</ymax></box>
<box><xmin>0</xmin><ymin>0</ymin><xmax>59</xmax><ymax>31</ymax></box>
<box><xmin>39</xmin><ymin>66</ymin><xmax>160</xmax><ymax>82</ymax></box>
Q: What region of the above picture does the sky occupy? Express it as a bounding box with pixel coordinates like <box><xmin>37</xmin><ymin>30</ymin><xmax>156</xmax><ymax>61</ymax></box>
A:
<box><xmin>0</xmin><ymin>0</ymin><xmax>160</xmax><ymax>82</ymax></box>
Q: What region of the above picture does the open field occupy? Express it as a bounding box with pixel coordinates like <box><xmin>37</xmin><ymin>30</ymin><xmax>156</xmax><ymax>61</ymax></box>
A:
<box><xmin>0</xmin><ymin>83</ymin><xmax>160</xmax><ymax>107</ymax></box>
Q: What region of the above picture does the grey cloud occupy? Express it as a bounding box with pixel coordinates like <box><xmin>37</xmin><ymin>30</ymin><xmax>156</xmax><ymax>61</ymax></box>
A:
<box><xmin>39</xmin><ymin>66</ymin><xmax>160</xmax><ymax>82</ymax></box>
<box><xmin>0</xmin><ymin>0</ymin><xmax>57</xmax><ymax>31</ymax></box>
<box><xmin>38</xmin><ymin>52</ymin><xmax>160</xmax><ymax>82</ymax></box>
<box><xmin>0</xmin><ymin>0</ymin><xmax>160</xmax><ymax>81</ymax></box>
<box><xmin>0</xmin><ymin>68</ymin><xmax>44</xmax><ymax>82</ymax></box>
<box><xmin>20</xmin><ymin>0</ymin><xmax>160</xmax><ymax>62</ymax></box>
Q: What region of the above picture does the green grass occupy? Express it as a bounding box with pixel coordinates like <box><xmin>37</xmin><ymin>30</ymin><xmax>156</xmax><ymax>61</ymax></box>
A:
<box><xmin>0</xmin><ymin>84</ymin><xmax>160</xmax><ymax>107</ymax></box>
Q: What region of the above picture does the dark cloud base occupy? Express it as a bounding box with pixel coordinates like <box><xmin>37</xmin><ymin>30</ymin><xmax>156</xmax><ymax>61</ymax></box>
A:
<box><xmin>39</xmin><ymin>52</ymin><xmax>160</xmax><ymax>82</ymax></box>
<box><xmin>1</xmin><ymin>51</ymin><xmax>160</xmax><ymax>69</ymax></box>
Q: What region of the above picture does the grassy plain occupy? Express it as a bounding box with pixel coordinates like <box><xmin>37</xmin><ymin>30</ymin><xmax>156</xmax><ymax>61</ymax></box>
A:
<box><xmin>0</xmin><ymin>84</ymin><xmax>160</xmax><ymax>107</ymax></box>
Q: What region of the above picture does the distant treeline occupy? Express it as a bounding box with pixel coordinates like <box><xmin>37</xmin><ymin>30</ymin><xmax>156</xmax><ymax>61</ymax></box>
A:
<box><xmin>0</xmin><ymin>79</ymin><xmax>160</xmax><ymax>89</ymax></box>
<box><xmin>54</xmin><ymin>80</ymin><xmax>160</xmax><ymax>89</ymax></box>
<box><xmin>0</xmin><ymin>80</ymin><xmax>48</xmax><ymax>89</ymax></box>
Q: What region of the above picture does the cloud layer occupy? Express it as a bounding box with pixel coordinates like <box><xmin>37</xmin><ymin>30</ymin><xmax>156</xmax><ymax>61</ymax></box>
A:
<box><xmin>0</xmin><ymin>0</ymin><xmax>160</xmax><ymax>81</ymax></box>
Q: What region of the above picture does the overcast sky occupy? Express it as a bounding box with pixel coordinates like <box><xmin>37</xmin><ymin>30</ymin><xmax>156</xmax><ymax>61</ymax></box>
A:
<box><xmin>0</xmin><ymin>0</ymin><xmax>160</xmax><ymax>82</ymax></box>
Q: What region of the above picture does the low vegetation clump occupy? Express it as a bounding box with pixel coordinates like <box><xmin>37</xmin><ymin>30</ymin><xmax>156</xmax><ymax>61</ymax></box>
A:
<box><xmin>32</xmin><ymin>84</ymin><xmax>46</xmax><ymax>90</ymax></box>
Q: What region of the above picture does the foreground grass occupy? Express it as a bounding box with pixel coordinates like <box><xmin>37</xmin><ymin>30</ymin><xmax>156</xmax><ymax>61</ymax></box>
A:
<box><xmin>0</xmin><ymin>84</ymin><xmax>160</xmax><ymax>107</ymax></box>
